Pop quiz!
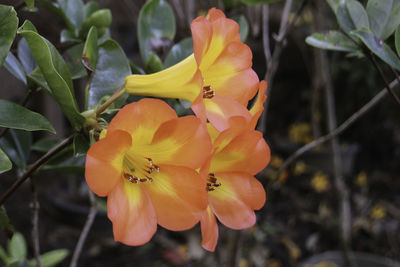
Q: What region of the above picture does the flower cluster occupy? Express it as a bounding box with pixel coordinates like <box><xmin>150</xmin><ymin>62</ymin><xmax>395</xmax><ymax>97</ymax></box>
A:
<box><xmin>85</xmin><ymin>8</ymin><xmax>270</xmax><ymax>251</ymax></box>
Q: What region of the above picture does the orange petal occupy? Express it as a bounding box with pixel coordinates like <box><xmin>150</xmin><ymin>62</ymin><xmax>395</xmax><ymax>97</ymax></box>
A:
<box><xmin>208</xmin><ymin>172</ymin><xmax>259</xmax><ymax>229</ymax></box>
<box><xmin>107</xmin><ymin>99</ymin><xmax>177</xmax><ymax>144</ymax></box>
<box><xmin>150</xmin><ymin>116</ymin><xmax>212</xmax><ymax>169</ymax></box>
<box><xmin>249</xmin><ymin>80</ymin><xmax>268</xmax><ymax>129</ymax></box>
<box><xmin>206</xmin><ymin>8</ymin><xmax>226</xmax><ymax>22</ymax></box>
<box><xmin>85</xmin><ymin>130</ymin><xmax>131</xmax><ymax>197</ymax></box>
<box><xmin>200</xmin><ymin>206</ymin><xmax>219</xmax><ymax>252</ymax></box>
<box><xmin>107</xmin><ymin>180</ymin><xmax>157</xmax><ymax>246</ymax></box>
<box><xmin>211</xmin><ymin>129</ymin><xmax>270</xmax><ymax>175</ymax></box>
<box><xmin>144</xmin><ymin>164</ymin><xmax>208</xmax><ymax>231</ymax></box>
<box><xmin>191</xmin><ymin>16</ymin><xmax>212</xmax><ymax>66</ymax></box>
<box><xmin>125</xmin><ymin>54</ymin><xmax>202</xmax><ymax>102</ymax></box>
<box><xmin>204</xmin><ymin>95</ymin><xmax>252</xmax><ymax>132</ymax></box>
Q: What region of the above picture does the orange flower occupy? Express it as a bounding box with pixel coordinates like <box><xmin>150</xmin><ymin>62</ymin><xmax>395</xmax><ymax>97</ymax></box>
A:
<box><xmin>125</xmin><ymin>8</ymin><xmax>259</xmax><ymax>131</ymax></box>
<box><xmin>199</xmin><ymin>82</ymin><xmax>269</xmax><ymax>251</ymax></box>
<box><xmin>85</xmin><ymin>99</ymin><xmax>212</xmax><ymax>246</ymax></box>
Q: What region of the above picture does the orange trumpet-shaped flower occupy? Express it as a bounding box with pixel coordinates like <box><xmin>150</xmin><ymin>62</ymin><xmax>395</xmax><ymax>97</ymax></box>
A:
<box><xmin>85</xmin><ymin>99</ymin><xmax>212</xmax><ymax>246</ymax></box>
<box><xmin>199</xmin><ymin>82</ymin><xmax>270</xmax><ymax>251</ymax></box>
<box><xmin>125</xmin><ymin>8</ymin><xmax>259</xmax><ymax>132</ymax></box>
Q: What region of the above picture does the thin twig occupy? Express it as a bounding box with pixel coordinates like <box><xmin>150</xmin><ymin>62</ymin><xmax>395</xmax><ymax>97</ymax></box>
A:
<box><xmin>70</xmin><ymin>190</ymin><xmax>97</xmax><ymax>267</ymax></box>
<box><xmin>0</xmin><ymin>134</ymin><xmax>74</xmax><ymax>205</ymax></box>
<box><xmin>273</xmin><ymin>79</ymin><xmax>399</xmax><ymax>183</ymax></box>
<box><xmin>260</xmin><ymin>0</ymin><xmax>307</xmax><ymax>133</ymax></box>
<box><xmin>369</xmin><ymin>55</ymin><xmax>400</xmax><ymax>106</ymax></box>
<box><xmin>262</xmin><ymin>4</ymin><xmax>271</xmax><ymax>66</ymax></box>
<box><xmin>30</xmin><ymin>177</ymin><xmax>42</xmax><ymax>267</ymax></box>
<box><xmin>95</xmin><ymin>85</ymin><xmax>126</xmax><ymax>117</ymax></box>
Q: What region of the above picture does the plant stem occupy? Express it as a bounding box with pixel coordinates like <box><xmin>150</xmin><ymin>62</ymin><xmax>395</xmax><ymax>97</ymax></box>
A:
<box><xmin>0</xmin><ymin>134</ymin><xmax>74</xmax><ymax>205</ymax></box>
<box><xmin>30</xmin><ymin>177</ymin><xmax>42</xmax><ymax>267</ymax></box>
<box><xmin>95</xmin><ymin>85</ymin><xmax>126</xmax><ymax>117</ymax></box>
<box><xmin>70</xmin><ymin>189</ymin><xmax>97</xmax><ymax>267</ymax></box>
<box><xmin>369</xmin><ymin>54</ymin><xmax>400</xmax><ymax>106</ymax></box>
<box><xmin>274</xmin><ymin>78</ymin><xmax>399</xmax><ymax>183</ymax></box>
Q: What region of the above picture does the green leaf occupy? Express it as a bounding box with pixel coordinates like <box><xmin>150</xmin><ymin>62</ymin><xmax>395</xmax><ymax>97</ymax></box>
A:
<box><xmin>337</xmin><ymin>0</ymin><xmax>369</xmax><ymax>34</ymax></box>
<box><xmin>7</xmin><ymin>233</ymin><xmax>27</xmax><ymax>262</ymax></box>
<box><xmin>0</xmin><ymin>100</ymin><xmax>55</xmax><ymax>133</ymax></box>
<box><xmin>138</xmin><ymin>0</ymin><xmax>176</xmax><ymax>65</ymax></box>
<box><xmin>17</xmin><ymin>38</ymin><xmax>36</xmax><ymax>74</ymax></box>
<box><xmin>232</xmin><ymin>15</ymin><xmax>249</xmax><ymax>42</ymax></box>
<box><xmin>9</xmin><ymin>129</ymin><xmax>31</xmax><ymax>167</ymax></box>
<box><xmin>24</xmin><ymin>0</ymin><xmax>35</xmax><ymax>10</ymax></box>
<box><xmin>0</xmin><ymin>138</ymin><xmax>24</xmax><ymax>171</ymax></box>
<box><xmin>88</xmin><ymin>39</ymin><xmax>130</xmax><ymax>108</ymax></box>
<box><xmin>0</xmin><ymin>5</ymin><xmax>18</xmax><ymax>67</ymax></box>
<box><xmin>73</xmin><ymin>133</ymin><xmax>89</xmax><ymax>157</ymax></box>
<box><xmin>7</xmin><ymin>259</ymin><xmax>31</xmax><ymax>267</ymax></box>
<box><xmin>41</xmin><ymin>147</ymin><xmax>84</xmax><ymax>174</ymax></box>
<box><xmin>31</xmin><ymin>137</ymin><xmax>60</xmax><ymax>152</ymax></box>
<box><xmin>82</xmin><ymin>26</ymin><xmax>98</xmax><ymax>71</ymax></box>
<box><xmin>65</xmin><ymin>43</ymin><xmax>87</xmax><ymax>79</ymax></box>
<box><xmin>145</xmin><ymin>53</ymin><xmax>163</xmax><ymax>73</ymax></box>
<box><xmin>326</xmin><ymin>0</ymin><xmax>341</xmax><ymax>14</ymax></box>
<box><xmin>240</xmin><ymin>0</ymin><xmax>280</xmax><ymax>5</ymax></box>
<box><xmin>79</xmin><ymin>9</ymin><xmax>111</xmax><ymax>39</ymax></box>
<box><xmin>18</xmin><ymin>20</ymin><xmax>84</xmax><ymax>130</ymax></box>
<box><xmin>60</xmin><ymin>29</ymin><xmax>80</xmax><ymax>43</ymax></box>
<box><xmin>30</xmin><ymin>249</ymin><xmax>69</xmax><ymax>267</ymax></box>
<box><xmin>27</xmin><ymin>67</ymin><xmax>51</xmax><ymax>94</ymax></box>
<box><xmin>57</xmin><ymin>0</ymin><xmax>85</xmax><ymax>35</ymax></box>
<box><xmin>222</xmin><ymin>0</ymin><xmax>243</xmax><ymax>9</ymax></box>
<box><xmin>0</xmin><ymin>147</ymin><xmax>12</xmax><ymax>174</ymax></box>
<box><xmin>4</xmin><ymin>53</ymin><xmax>27</xmax><ymax>84</ymax></box>
<box><xmin>366</xmin><ymin>0</ymin><xmax>400</xmax><ymax>40</ymax></box>
<box><xmin>352</xmin><ymin>28</ymin><xmax>400</xmax><ymax>71</ymax></box>
<box><xmin>84</xmin><ymin>1</ymin><xmax>99</xmax><ymax>18</ymax></box>
<box><xmin>163</xmin><ymin>38</ymin><xmax>193</xmax><ymax>68</ymax></box>
<box><xmin>306</xmin><ymin>31</ymin><xmax>359</xmax><ymax>52</ymax></box>
<box><xmin>0</xmin><ymin>206</ymin><xmax>13</xmax><ymax>236</ymax></box>
<box><xmin>395</xmin><ymin>25</ymin><xmax>400</xmax><ymax>57</ymax></box>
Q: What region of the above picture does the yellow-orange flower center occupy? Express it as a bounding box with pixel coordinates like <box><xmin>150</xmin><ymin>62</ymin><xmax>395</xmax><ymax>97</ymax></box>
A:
<box><xmin>206</xmin><ymin>173</ymin><xmax>221</xmax><ymax>192</ymax></box>
<box><xmin>123</xmin><ymin>154</ymin><xmax>160</xmax><ymax>184</ymax></box>
<box><xmin>203</xmin><ymin>85</ymin><xmax>215</xmax><ymax>99</ymax></box>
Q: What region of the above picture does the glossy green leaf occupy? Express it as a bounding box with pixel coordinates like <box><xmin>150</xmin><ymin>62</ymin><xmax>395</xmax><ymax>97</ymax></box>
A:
<box><xmin>326</xmin><ymin>0</ymin><xmax>341</xmax><ymax>14</ymax></box>
<box><xmin>9</xmin><ymin>129</ymin><xmax>31</xmax><ymax>167</ymax></box>
<box><xmin>395</xmin><ymin>25</ymin><xmax>400</xmax><ymax>57</ymax></box>
<box><xmin>60</xmin><ymin>29</ymin><xmax>80</xmax><ymax>43</ymax></box>
<box><xmin>24</xmin><ymin>0</ymin><xmax>35</xmax><ymax>10</ymax></box>
<box><xmin>0</xmin><ymin>147</ymin><xmax>12</xmax><ymax>174</ymax></box>
<box><xmin>337</xmin><ymin>0</ymin><xmax>369</xmax><ymax>34</ymax></box>
<box><xmin>232</xmin><ymin>15</ymin><xmax>249</xmax><ymax>42</ymax></box>
<box><xmin>82</xmin><ymin>26</ymin><xmax>98</xmax><ymax>71</ymax></box>
<box><xmin>0</xmin><ymin>100</ymin><xmax>55</xmax><ymax>133</ymax></box>
<box><xmin>8</xmin><ymin>259</ymin><xmax>31</xmax><ymax>267</ymax></box>
<box><xmin>240</xmin><ymin>0</ymin><xmax>280</xmax><ymax>5</ymax></box>
<box><xmin>84</xmin><ymin>1</ymin><xmax>99</xmax><ymax>18</ymax></box>
<box><xmin>31</xmin><ymin>137</ymin><xmax>60</xmax><ymax>152</ymax></box>
<box><xmin>29</xmin><ymin>249</ymin><xmax>69</xmax><ymax>267</ymax></box>
<box><xmin>73</xmin><ymin>133</ymin><xmax>89</xmax><ymax>157</ymax></box>
<box><xmin>18</xmin><ymin>21</ymin><xmax>84</xmax><ymax>130</ymax></box>
<box><xmin>4</xmin><ymin>53</ymin><xmax>27</xmax><ymax>84</ymax></box>
<box><xmin>27</xmin><ymin>67</ymin><xmax>51</xmax><ymax>94</ymax></box>
<box><xmin>352</xmin><ymin>28</ymin><xmax>400</xmax><ymax>71</ymax></box>
<box><xmin>79</xmin><ymin>9</ymin><xmax>111</xmax><ymax>38</ymax></box>
<box><xmin>366</xmin><ymin>0</ymin><xmax>400</xmax><ymax>40</ymax></box>
<box><xmin>0</xmin><ymin>138</ymin><xmax>24</xmax><ymax>171</ymax></box>
<box><xmin>57</xmin><ymin>0</ymin><xmax>85</xmax><ymax>34</ymax></box>
<box><xmin>17</xmin><ymin>38</ymin><xmax>36</xmax><ymax>74</ymax></box>
<box><xmin>138</xmin><ymin>0</ymin><xmax>176</xmax><ymax>65</ymax></box>
<box><xmin>163</xmin><ymin>38</ymin><xmax>193</xmax><ymax>68</ymax></box>
<box><xmin>65</xmin><ymin>43</ymin><xmax>87</xmax><ymax>79</ymax></box>
<box><xmin>145</xmin><ymin>53</ymin><xmax>163</xmax><ymax>73</ymax></box>
<box><xmin>306</xmin><ymin>31</ymin><xmax>358</xmax><ymax>52</ymax></box>
<box><xmin>88</xmin><ymin>39</ymin><xmax>130</xmax><ymax>108</ymax></box>
<box><xmin>41</xmin><ymin>147</ymin><xmax>84</xmax><ymax>174</ymax></box>
<box><xmin>7</xmin><ymin>233</ymin><xmax>27</xmax><ymax>262</ymax></box>
<box><xmin>0</xmin><ymin>206</ymin><xmax>14</xmax><ymax>234</ymax></box>
<box><xmin>0</xmin><ymin>5</ymin><xmax>18</xmax><ymax>67</ymax></box>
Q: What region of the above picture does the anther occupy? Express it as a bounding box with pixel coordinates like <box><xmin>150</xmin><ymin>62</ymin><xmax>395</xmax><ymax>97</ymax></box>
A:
<box><xmin>203</xmin><ymin>85</ymin><xmax>215</xmax><ymax>99</ymax></box>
